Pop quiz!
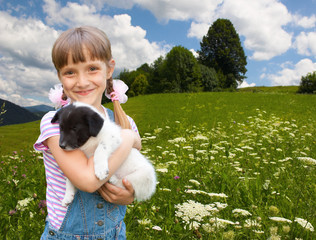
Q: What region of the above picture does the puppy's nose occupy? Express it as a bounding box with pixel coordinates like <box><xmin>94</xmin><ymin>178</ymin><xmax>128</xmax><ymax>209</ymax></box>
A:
<box><xmin>59</xmin><ymin>144</ymin><xmax>66</xmax><ymax>149</ymax></box>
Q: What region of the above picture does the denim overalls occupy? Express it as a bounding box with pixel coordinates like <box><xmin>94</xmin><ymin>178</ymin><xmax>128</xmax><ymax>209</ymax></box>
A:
<box><xmin>41</xmin><ymin>109</ymin><xmax>127</xmax><ymax>240</ymax></box>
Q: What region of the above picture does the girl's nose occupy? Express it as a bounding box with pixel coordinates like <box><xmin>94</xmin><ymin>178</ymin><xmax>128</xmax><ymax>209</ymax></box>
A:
<box><xmin>77</xmin><ymin>73</ymin><xmax>89</xmax><ymax>87</ymax></box>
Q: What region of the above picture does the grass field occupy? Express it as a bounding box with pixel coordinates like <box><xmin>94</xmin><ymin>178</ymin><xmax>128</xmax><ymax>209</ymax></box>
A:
<box><xmin>0</xmin><ymin>91</ymin><xmax>315</xmax><ymax>239</ymax></box>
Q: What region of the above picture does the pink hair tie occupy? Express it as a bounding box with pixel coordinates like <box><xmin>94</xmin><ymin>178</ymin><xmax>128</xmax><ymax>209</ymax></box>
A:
<box><xmin>105</xmin><ymin>79</ymin><xmax>128</xmax><ymax>104</ymax></box>
<box><xmin>110</xmin><ymin>91</ymin><xmax>120</xmax><ymax>102</ymax></box>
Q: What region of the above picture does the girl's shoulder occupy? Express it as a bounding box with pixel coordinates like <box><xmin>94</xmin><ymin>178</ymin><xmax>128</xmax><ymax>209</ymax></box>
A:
<box><xmin>39</xmin><ymin>110</ymin><xmax>58</xmax><ymax>129</ymax></box>
<box><xmin>34</xmin><ymin>110</ymin><xmax>59</xmax><ymax>151</ymax></box>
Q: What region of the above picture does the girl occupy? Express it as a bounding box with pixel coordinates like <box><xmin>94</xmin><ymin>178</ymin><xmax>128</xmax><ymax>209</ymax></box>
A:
<box><xmin>34</xmin><ymin>26</ymin><xmax>141</xmax><ymax>239</ymax></box>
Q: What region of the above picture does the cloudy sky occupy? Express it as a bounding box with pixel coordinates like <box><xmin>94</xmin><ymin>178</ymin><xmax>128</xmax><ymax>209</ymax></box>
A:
<box><xmin>0</xmin><ymin>0</ymin><xmax>315</xmax><ymax>106</ymax></box>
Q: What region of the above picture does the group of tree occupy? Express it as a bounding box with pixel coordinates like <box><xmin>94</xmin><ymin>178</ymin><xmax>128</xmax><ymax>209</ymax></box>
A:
<box><xmin>298</xmin><ymin>71</ymin><xmax>316</xmax><ymax>94</ymax></box>
<box><xmin>116</xmin><ymin>18</ymin><xmax>248</xmax><ymax>97</ymax></box>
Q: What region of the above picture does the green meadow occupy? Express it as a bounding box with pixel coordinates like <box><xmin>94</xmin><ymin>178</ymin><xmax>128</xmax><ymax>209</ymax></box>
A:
<box><xmin>1</xmin><ymin>91</ymin><xmax>315</xmax><ymax>239</ymax></box>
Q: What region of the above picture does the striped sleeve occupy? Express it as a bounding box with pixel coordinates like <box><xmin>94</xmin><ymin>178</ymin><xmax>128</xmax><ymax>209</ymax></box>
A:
<box><xmin>34</xmin><ymin>111</ymin><xmax>60</xmax><ymax>151</ymax></box>
<box><xmin>127</xmin><ymin>115</ymin><xmax>140</xmax><ymax>135</ymax></box>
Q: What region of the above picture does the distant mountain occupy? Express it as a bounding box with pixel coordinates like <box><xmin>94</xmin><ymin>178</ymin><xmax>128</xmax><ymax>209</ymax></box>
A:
<box><xmin>0</xmin><ymin>99</ymin><xmax>40</xmax><ymax>126</ymax></box>
<box><xmin>24</xmin><ymin>104</ymin><xmax>54</xmax><ymax>118</ymax></box>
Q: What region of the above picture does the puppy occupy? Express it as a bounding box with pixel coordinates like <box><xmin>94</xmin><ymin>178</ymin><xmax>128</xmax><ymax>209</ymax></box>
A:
<box><xmin>51</xmin><ymin>102</ymin><xmax>156</xmax><ymax>206</ymax></box>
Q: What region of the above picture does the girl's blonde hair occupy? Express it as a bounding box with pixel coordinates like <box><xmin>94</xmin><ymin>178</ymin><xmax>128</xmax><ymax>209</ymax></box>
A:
<box><xmin>52</xmin><ymin>26</ymin><xmax>131</xmax><ymax>129</ymax></box>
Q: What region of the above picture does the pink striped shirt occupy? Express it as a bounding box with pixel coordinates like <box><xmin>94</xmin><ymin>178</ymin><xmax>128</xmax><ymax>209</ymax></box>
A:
<box><xmin>34</xmin><ymin>107</ymin><xmax>139</xmax><ymax>230</ymax></box>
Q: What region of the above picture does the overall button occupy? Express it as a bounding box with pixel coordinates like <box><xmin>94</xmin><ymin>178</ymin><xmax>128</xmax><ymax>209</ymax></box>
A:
<box><xmin>49</xmin><ymin>230</ymin><xmax>55</xmax><ymax>236</ymax></box>
<box><xmin>97</xmin><ymin>220</ymin><xmax>104</xmax><ymax>226</ymax></box>
<box><xmin>97</xmin><ymin>203</ymin><xmax>104</xmax><ymax>209</ymax></box>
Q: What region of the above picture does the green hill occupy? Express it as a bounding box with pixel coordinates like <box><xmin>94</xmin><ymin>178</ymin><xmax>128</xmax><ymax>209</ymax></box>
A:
<box><xmin>1</xmin><ymin>91</ymin><xmax>315</xmax><ymax>155</ymax></box>
<box><xmin>237</xmin><ymin>85</ymin><xmax>299</xmax><ymax>93</ymax></box>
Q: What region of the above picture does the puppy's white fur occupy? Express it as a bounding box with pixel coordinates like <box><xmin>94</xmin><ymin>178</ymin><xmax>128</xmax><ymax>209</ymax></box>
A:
<box><xmin>62</xmin><ymin>102</ymin><xmax>156</xmax><ymax>206</ymax></box>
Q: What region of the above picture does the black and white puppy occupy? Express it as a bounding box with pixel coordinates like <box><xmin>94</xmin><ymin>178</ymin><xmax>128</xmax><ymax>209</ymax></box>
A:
<box><xmin>51</xmin><ymin>102</ymin><xmax>156</xmax><ymax>206</ymax></box>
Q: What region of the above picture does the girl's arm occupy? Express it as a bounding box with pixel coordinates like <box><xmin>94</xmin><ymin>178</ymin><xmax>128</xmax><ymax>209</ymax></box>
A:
<box><xmin>46</xmin><ymin>129</ymin><xmax>140</xmax><ymax>193</ymax></box>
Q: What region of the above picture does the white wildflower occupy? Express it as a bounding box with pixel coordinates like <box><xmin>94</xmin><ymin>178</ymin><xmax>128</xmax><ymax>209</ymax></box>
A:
<box><xmin>295</xmin><ymin>218</ymin><xmax>314</xmax><ymax>232</ymax></box>
<box><xmin>202</xmin><ymin>223</ymin><xmax>213</xmax><ymax>233</ymax></box>
<box><xmin>146</xmin><ymin>136</ymin><xmax>157</xmax><ymax>140</ymax></box>
<box><xmin>208</xmin><ymin>193</ymin><xmax>228</xmax><ymax>198</ymax></box>
<box><xmin>297</xmin><ymin>157</ymin><xmax>316</xmax><ymax>165</ymax></box>
<box><xmin>175</xmin><ymin>200</ymin><xmax>214</xmax><ymax>226</ymax></box>
<box><xmin>152</xmin><ymin>226</ymin><xmax>162</xmax><ymax>231</ymax></box>
<box><xmin>278</xmin><ymin>157</ymin><xmax>292</xmax><ymax>162</ymax></box>
<box><xmin>156</xmin><ymin>168</ymin><xmax>168</xmax><ymax>173</ymax></box>
<box><xmin>168</xmin><ymin>137</ymin><xmax>186</xmax><ymax>143</ymax></box>
<box><xmin>210</xmin><ymin>217</ymin><xmax>236</xmax><ymax>226</ymax></box>
<box><xmin>253</xmin><ymin>230</ymin><xmax>264</xmax><ymax>234</ymax></box>
<box><xmin>244</xmin><ymin>219</ymin><xmax>261</xmax><ymax>228</ymax></box>
<box><xmin>241</xmin><ymin>146</ymin><xmax>254</xmax><ymax>150</ymax></box>
<box><xmin>12</xmin><ymin>179</ymin><xmax>19</xmax><ymax>186</ymax></box>
<box><xmin>16</xmin><ymin>197</ymin><xmax>33</xmax><ymax>211</ymax></box>
<box><xmin>138</xmin><ymin>219</ymin><xmax>152</xmax><ymax>225</ymax></box>
<box><xmin>193</xmin><ymin>134</ymin><xmax>209</xmax><ymax>141</ymax></box>
<box><xmin>189</xmin><ymin>179</ymin><xmax>200</xmax><ymax>186</ymax></box>
<box><xmin>232</xmin><ymin>208</ymin><xmax>252</xmax><ymax>217</ymax></box>
<box><xmin>160</xmin><ymin>188</ymin><xmax>171</xmax><ymax>192</ymax></box>
<box><xmin>269</xmin><ymin>217</ymin><xmax>292</xmax><ymax>223</ymax></box>
<box><xmin>263</xmin><ymin>180</ymin><xmax>270</xmax><ymax>190</ymax></box>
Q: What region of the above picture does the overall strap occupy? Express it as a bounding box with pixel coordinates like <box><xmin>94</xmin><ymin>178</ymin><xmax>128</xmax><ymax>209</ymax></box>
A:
<box><xmin>106</xmin><ymin>108</ymin><xmax>115</xmax><ymax>122</ymax></box>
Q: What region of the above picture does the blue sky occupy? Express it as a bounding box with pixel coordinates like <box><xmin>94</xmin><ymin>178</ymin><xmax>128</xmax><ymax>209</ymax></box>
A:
<box><xmin>0</xmin><ymin>0</ymin><xmax>315</xmax><ymax>106</ymax></box>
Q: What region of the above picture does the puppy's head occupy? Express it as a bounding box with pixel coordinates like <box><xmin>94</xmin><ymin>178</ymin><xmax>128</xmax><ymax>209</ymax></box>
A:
<box><xmin>51</xmin><ymin>103</ymin><xmax>104</xmax><ymax>150</ymax></box>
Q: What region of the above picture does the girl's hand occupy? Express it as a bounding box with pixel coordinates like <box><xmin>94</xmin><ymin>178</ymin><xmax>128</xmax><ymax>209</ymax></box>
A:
<box><xmin>97</xmin><ymin>179</ymin><xmax>135</xmax><ymax>205</ymax></box>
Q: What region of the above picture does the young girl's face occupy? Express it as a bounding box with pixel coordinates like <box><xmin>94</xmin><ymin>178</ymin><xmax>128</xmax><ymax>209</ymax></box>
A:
<box><xmin>59</xmin><ymin>48</ymin><xmax>114</xmax><ymax>109</ymax></box>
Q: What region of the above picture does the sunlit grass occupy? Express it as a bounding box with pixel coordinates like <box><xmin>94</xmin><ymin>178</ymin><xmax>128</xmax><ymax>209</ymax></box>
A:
<box><xmin>0</xmin><ymin>92</ymin><xmax>315</xmax><ymax>239</ymax></box>
<box><xmin>125</xmin><ymin>109</ymin><xmax>315</xmax><ymax>239</ymax></box>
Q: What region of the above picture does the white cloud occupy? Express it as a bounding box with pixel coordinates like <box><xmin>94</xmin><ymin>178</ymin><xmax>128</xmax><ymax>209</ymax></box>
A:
<box><xmin>134</xmin><ymin>0</ymin><xmax>221</xmax><ymax>23</ymax></box>
<box><xmin>153</xmin><ymin>0</ymin><xmax>293</xmax><ymax>61</ymax></box>
<box><xmin>0</xmin><ymin>11</ymin><xmax>59</xmax><ymax>69</ymax></box>
<box><xmin>0</xmin><ymin>11</ymin><xmax>59</xmax><ymax>106</ymax></box>
<box><xmin>292</xmin><ymin>14</ymin><xmax>316</xmax><ymax>28</ymax></box>
<box><xmin>188</xmin><ymin>22</ymin><xmax>210</xmax><ymax>39</ymax></box>
<box><xmin>215</xmin><ymin>0</ymin><xmax>292</xmax><ymax>61</ymax></box>
<box><xmin>265</xmin><ymin>58</ymin><xmax>316</xmax><ymax>86</ymax></box>
<box><xmin>43</xmin><ymin>0</ymin><xmax>168</xmax><ymax>70</ymax></box>
<box><xmin>294</xmin><ymin>31</ymin><xmax>316</xmax><ymax>56</ymax></box>
<box><xmin>88</xmin><ymin>0</ymin><xmax>221</xmax><ymax>23</ymax></box>
<box><xmin>238</xmin><ymin>80</ymin><xmax>256</xmax><ymax>88</ymax></box>
<box><xmin>0</xmin><ymin>58</ymin><xmax>58</xmax><ymax>106</ymax></box>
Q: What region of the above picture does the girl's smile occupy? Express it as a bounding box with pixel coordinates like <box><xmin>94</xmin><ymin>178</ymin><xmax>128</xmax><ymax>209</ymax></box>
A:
<box><xmin>75</xmin><ymin>89</ymin><xmax>95</xmax><ymax>96</ymax></box>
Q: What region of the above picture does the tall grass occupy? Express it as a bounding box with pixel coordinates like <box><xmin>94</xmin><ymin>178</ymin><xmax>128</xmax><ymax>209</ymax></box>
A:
<box><xmin>0</xmin><ymin>92</ymin><xmax>315</xmax><ymax>239</ymax></box>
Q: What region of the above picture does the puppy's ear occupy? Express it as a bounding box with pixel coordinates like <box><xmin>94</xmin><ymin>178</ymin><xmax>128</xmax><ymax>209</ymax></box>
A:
<box><xmin>51</xmin><ymin>110</ymin><xmax>61</xmax><ymax>123</ymax></box>
<box><xmin>88</xmin><ymin>113</ymin><xmax>104</xmax><ymax>137</ymax></box>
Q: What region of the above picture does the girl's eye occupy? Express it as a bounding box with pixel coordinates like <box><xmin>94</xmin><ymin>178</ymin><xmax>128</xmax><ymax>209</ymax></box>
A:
<box><xmin>89</xmin><ymin>67</ymin><xmax>97</xmax><ymax>71</ymax></box>
<box><xmin>63</xmin><ymin>71</ymin><xmax>74</xmax><ymax>76</ymax></box>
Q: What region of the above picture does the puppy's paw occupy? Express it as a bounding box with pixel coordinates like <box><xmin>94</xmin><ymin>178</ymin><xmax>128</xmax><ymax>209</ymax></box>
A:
<box><xmin>94</xmin><ymin>165</ymin><xmax>109</xmax><ymax>180</ymax></box>
<box><xmin>62</xmin><ymin>195</ymin><xmax>74</xmax><ymax>207</ymax></box>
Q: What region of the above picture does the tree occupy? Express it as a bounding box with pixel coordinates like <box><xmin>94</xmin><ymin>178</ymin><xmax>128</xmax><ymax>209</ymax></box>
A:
<box><xmin>161</xmin><ymin>46</ymin><xmax>201</xmax><ymax>92</ymax></box>
<box><xmin>198</xmin><ymin>19</ymin><xmax>247</xmax><ymax>89</ymax></box>
<box><xmin>131</xmin><ymin>74</ymin><xmax>149</xmax><ymax>96</ymax></box>
<box><xmin>0</xmin><ymin>102</ymin><xmax>6</xmax><ymax>125</ymax></box>
<box><xmin>298</xmin><ymin>71</ymin><xmax>316</xmax><ymax>94</ymax></box>
<box><xmin>199</xmin><ymin>64</ymin><xmax>219</xmax><ymax>91</ymax></box>
<box><xmin>147</xmin><ymin>56</ymin><xmax>165</xmax><ymax>93</ymax></box>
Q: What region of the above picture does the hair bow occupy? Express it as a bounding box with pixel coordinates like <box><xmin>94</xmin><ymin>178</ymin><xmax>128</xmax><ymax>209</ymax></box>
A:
<box><xmin>48</xmin><ymin>83</ymin><xmax>70</xmax><ymax>109</ymax></box>
<box><xmin>105</xmin><ymin>79</ymin><xmax>128</xmax><ymax>104</ymax></box>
